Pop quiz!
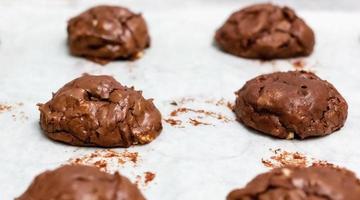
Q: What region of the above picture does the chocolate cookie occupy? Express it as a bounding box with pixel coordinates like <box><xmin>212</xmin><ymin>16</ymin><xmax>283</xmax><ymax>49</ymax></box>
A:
<box><xmin>215</xmin><ymin>3</ymin><xmax>315</xmax><ymax>59</ymax></box>
<box><xmin>234</xmin><ymin>71</ymin><xmax>347</xmax><ymax>139</ymax></box>
<box><xmin>227</xmin><ymin>166</ymin><xmax>360</xmax><ymax>200</ymax></box>
<box><xmin>16</xmin><ymin>165</ymin><xmax>145</xmax><ymax>200</ymax></box>
<box><xmin>38</xmin><ymin>75</ymin><xmax>162</xmax><ymax>147</ymax></box>
<box><xmin>68</xmin><ymin>5</ymin><xmax>150</xmax><ymax>63</ymax></box>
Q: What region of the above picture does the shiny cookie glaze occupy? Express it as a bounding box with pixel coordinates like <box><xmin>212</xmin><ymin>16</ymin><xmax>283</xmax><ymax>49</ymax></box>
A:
<box><xmin>38</xmin><ymin>75</ymin><xmax>162</xmax><ymax>147</ymax></box>
<box><xmin>234</xmin><ymin>71</ymin><xmax>347</xmax><ymax>139</ymax></box>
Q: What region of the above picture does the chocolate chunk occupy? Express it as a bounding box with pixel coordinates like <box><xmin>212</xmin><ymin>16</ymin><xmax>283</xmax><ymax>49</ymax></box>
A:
<box><xmin>16</xmin><ymin>165</ymin><xmax>145</xmax><ymax>200</ymax></box>
<box><xmin>227</xmin><ymin>166</ymin><xmax>360</xmax><ymax>200</ymax></box>
<box><xmin>215</xmin><ymin>3</ymin><xmax>315</xmax><ymax>59</ymax></box>
<box><xmin>38</xmin><ymin>74</ymin><xmax>162</xmax><ymax>147</ymax></box>
<box><xmin>234</xmin><ymin>71</ymin><xmax>347</xmax><ymax>139</ymax></box>
<box><xmin>68</xmin><ymin>5</ymin><xmax>150</xmax><ymax>63</ymax></box>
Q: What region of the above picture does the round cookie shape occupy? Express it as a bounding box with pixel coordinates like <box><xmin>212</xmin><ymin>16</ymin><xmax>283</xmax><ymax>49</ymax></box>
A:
<box><xmin>227</xmin><ymin>166</ymin><xmax>360</xmax><ymax>200</ymax></box>
<box><xmin>38</xmin><ymin>74</ymin><xmax>162</xmax><ymax>147</ymax></box>
<box><xmin>234</xmin><ymin>71</ymin><xmax>347</xmax><ymax>139</ymax></box>
<box><xmin>67</xmin><ymin>5</ymin><xmax>150</xmax><ymax>63</ymax></box>
<box><xmin>16</xmin><ymin>165</ymin><xmax>145</xmax><ymax>200</ymax></box>
<box><xmin>215</xmin><ymin>3</ymin><xmax>315</xmax><ymax>59</ymax></box>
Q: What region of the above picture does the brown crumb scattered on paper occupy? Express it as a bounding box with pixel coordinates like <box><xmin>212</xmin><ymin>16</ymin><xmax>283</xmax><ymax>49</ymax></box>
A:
<box><xmin>0</xmin><ymin>104</ymin><xmax>12</xmax><ymax>112</ymax></box>
<box><xmin>262</xmin><ymin>150</ymin><xmax>307</xmax><ymax>168</ymax></box>
<box><xmin>135</xmin><ymin>171</ymin><xmax>156</xmax><ymax>187</ymax></box>
<box><xmin>311</xmin><ymin>160</ymin><xmax>339</xmax><ymax>168</ymax></box>
<box><xmin>11</xmin><ymin>111</ymin><xmax>29</xmax><ymax>122</ymax></box>
<box><xmin>292</xmin><ymin>59</ymin><xmax>306</xmax><ymax>70</ymax></box>
<box><xmin>167</xmin><ymin>98</ymin><xmax>234</xmax><ymax>127</ymax></box>
<box><xmin>178</xmin><ymin>98</ymin><xmax>195</xmax><ymax>105</ymax></box>
<box><xmin>205</xmin><ymin>98</ymin><xmax>233</xmax><ymax>110</ymax></box>
<box><xmin>0</xmin><ymin>102</ymin><xmax>27</xmax><ymax>121</ymax></box>
<box><xmin>170</xmin><ymin>107</ymin><xmax>231</xmax><ymax>122</ymax></box>
<box><xmin>171</xmin><ymin>98</ymin><xmax>233</xmax><ymax>110</ymax></box>
<box><xmin>144</xmin><ymin>171</ymin><xmax>156</xmax><ymax>184</ymax></box>
<box><xmin>164</xmin><ymin>118</ymin><xmax>182</xmax><ymax>126</ymax></box>
<box><xmin>170</xmin><ymin>101</ymin><xmax>178</xmax><ymax>106</ymax></box>
<box><xmin>261</xmin><ymin>149</ymin><xmax>335</xmax><ymax>169</ymax></box>
<box><xmin>67</xmin><ymin>149</ymin><xmax>139</xmax><ymax>172</ymax></box>
<box><xmin>188</xmin><ymin>118</ymin><xmax>211</xmax><ymax>126</ymax></box>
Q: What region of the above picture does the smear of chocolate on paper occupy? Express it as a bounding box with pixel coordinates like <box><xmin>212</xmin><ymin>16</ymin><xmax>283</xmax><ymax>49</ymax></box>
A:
<box><xmin>170</xmin><ymin>108</ymin><xmax>231</xmax><ymax>122</ymax></box>
<box><xmin>188</xmin><ymin>118</ymin><xmax>211</xmax><ymax>126</ymax></box>
<box><xmin>67</xmin><ymin>149</ymin><xmax>139</xmax><ymax>172</ymax></box>
<box><xmin>165</xmin><ymin>98</ymin><xmax>234</xmax><ymax>127</ymax></box>
<box><xmin>261</xmin><ymin>148</ymin><xmax>336</xmax><ymax>169</ymax></box>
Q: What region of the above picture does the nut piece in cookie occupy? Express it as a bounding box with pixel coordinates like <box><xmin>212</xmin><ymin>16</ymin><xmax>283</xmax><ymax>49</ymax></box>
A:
<box><xmin>67</xmin><ymin>5</ymin><xmax>150</xmax><ymax>64</ymax></box>
<box><xmin>234</xmin><ymin>71</ymin><xmax>347</xmax><ymax>139</ymax></box>
<box><xmin>16</xmin><ymin>165</ymin><xmax>145</xmax><ymax>200</ymax></box>
<box><xmin>38</xmin><ymin>74</ymin><xmax>162</xmax><ymax>147</ymax></box>
<box><xmin>227</xmin><ymin>166</ymin><xmax>360</xmax><ymax>200</ymax></box>
<box><xmin>215</xmin><ymin>3</ymin><xmax>315</xmax><ymax>59</ymax></box>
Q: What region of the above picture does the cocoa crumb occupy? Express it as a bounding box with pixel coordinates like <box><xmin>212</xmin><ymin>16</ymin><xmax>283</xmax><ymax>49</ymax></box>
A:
<box><xmin>11</xmin><ymin>111</ymin><xmax>29</xmax><ymax>122</ymax></box>
<box><xmin>164</xmin><ymin>118</ymin><xmax>182</xmax><ymax>126</ymax></box>
<box><xmin>0</xmin><ymin>104</ymin><xmax>12</xmax><ymax>113</ymax></box>
<box><xmin>170</xmin><ymin>101</ymin><xmax>178</xmax><ymax>106</ymax></box>
<box><xmin>135</xmin><ymin>171</ymin><xmax>156</xmax><ymax>187</ymax></box>
<box><xmin>262</xmin><ymin>150</ymin><xmax>308</xmax><ymax>168</ymax></box>
<box><xmin>261</xmin><ymin>159</ymin><xmax>273</xmax><ymax>168</ymax></box>
<box><xmin>94</xmin><ymin>160</ymin><xmax>107</xmax><ymax>171</ymax></box>
<box><xmin>205</xmin><ymin>98</ymin><xmax>234</xmax><ymax>110</ymax></box>
<box><xmin>178</xmin><ymin>98</ymin><xmax>195</xmax><ymax>105</ymax></box>
<box><xmin>167</xmin><ymin>98</ymin><xmax>234</xmax><ymax>127</ymax></box>
<box><xmin>144</xmin><ymin>171</ymin><xmax>156</xmax><ymax>184</ymax></box>
<box><xmin>170</xmin><ymin>107</ymin><xmax>230</xmax><ymax>122</ymax></box>
<box><xmin>67</xmin><ymin>149</ymin><xmax>139</xmax><ymax>172</ymax></box>
<box><xmin>262</xmin><ymin>149</ymin><xmax>336</xmax><ymax>169</ymax></box>
<box><xmin>311</xmin><ymin>160</ymin><xmax>338</xmax><ymax>168</ymax></box>
<box><xmin>292</xmin><ymin>59</ymin><xmax>306</xmax><ymax>70</ymax></box>
<box><xmin>188</xmin><ymin>118</ymin><xmax>211</xmax><ymax>126</ymax></box>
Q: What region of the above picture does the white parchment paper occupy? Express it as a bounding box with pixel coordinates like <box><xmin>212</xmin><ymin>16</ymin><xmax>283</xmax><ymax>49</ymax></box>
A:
<box><xmin>1</xmin><ymin>0</ymin><xmax>360</xmax><ymax>199</ymax></box>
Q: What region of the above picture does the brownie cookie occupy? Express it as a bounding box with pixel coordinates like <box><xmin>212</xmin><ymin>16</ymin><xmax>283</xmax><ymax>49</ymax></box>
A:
<box><xmin>215</xmin><ymin>3</ymin><xmax>315</xmax><ymax>59</ymax></box>
<box><xmin>38</xmin><ymin>74</ymin><xmax>162</xmax><ymax>147</ymax></box>
<box><xmin>16</xmin><ymin>165</ymin><xmax>145</xmax><ymax>200</ymax></box>
<box><xmin>234</xmin><ymin>71</ymin><xmax>347</xmax><ymax>139</ymax></box>
<box><xmin>227</xmin><ymin>166</ymin><xmax>360</xmax><ymax>200</ymax></box>
<box><xmin>68</xmin><ymin>5</ymin><xmax>150</xmax><ymax>64</ymax></box>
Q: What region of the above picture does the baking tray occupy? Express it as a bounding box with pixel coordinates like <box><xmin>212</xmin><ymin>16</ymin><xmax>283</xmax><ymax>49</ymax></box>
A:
<box><xmin>1</xmin><ymin>0</ymin><xmax>360</xmax><ymax>199</ymax></box>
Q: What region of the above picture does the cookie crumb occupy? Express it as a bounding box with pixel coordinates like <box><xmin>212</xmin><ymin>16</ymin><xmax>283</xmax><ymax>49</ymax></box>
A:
<box><xmin>188</xmin><ymin>118</ymin><xmax>211</xmax><ymax>126</ymax></box>
<box><xmin>262</xmin><ymin>149</ymin><xmax>336</xmax><ymax>169</ymax></box>
<box><xmin>144</xmin><ymin>172</ymin><xmax>156</xmax><ymax>184</ymax></box>
<box><xmin>292</xmin><ymin>59</ymin><xmax>306</xmax><ymax>70</ymax></box>
<box><xmin>164</xmin><ymin>118</ymin><xmax>182</xmax><ymax>126</ymax></box>
<box><xmin>67</xmin><ymin>149</ymin><xmax>139</xmax><ymax>172</ymax></box>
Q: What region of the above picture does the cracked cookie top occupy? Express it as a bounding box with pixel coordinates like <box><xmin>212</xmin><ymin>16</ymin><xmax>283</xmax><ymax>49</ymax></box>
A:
<box><xmin>215</xmin><ymin>3</ymin><xmax>315</xmax><ymax>59</ymax></box>
<box><xmin>38</xmin><ymin>74</ymin><xmax>162</xmax><ymax>147</ymax></box>
<box><xmin>16</xmin><ymin>165</ymin><xmax>145</xmax><ymax>200</ymax></box>
<box><xmin>234</xmin><ymin>71</ymin><xmax>348</xmax><ymax>139</ymax></box>
<box><xmin>227</xmin><ymin>166</ymin><xmax>360</xmax><ymax>200</ymax></box>
<box><xmin>67</xmin><ymin>5</ymin><xmax>150</xmax><ymax>64</ymax></box>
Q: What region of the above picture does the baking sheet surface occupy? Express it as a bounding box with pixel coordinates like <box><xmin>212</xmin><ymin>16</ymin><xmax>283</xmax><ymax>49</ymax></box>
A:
<box><xmin>1</xmin><ymin>0</ymin><xmax>360</xmax><ymax>199</ymax></box>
